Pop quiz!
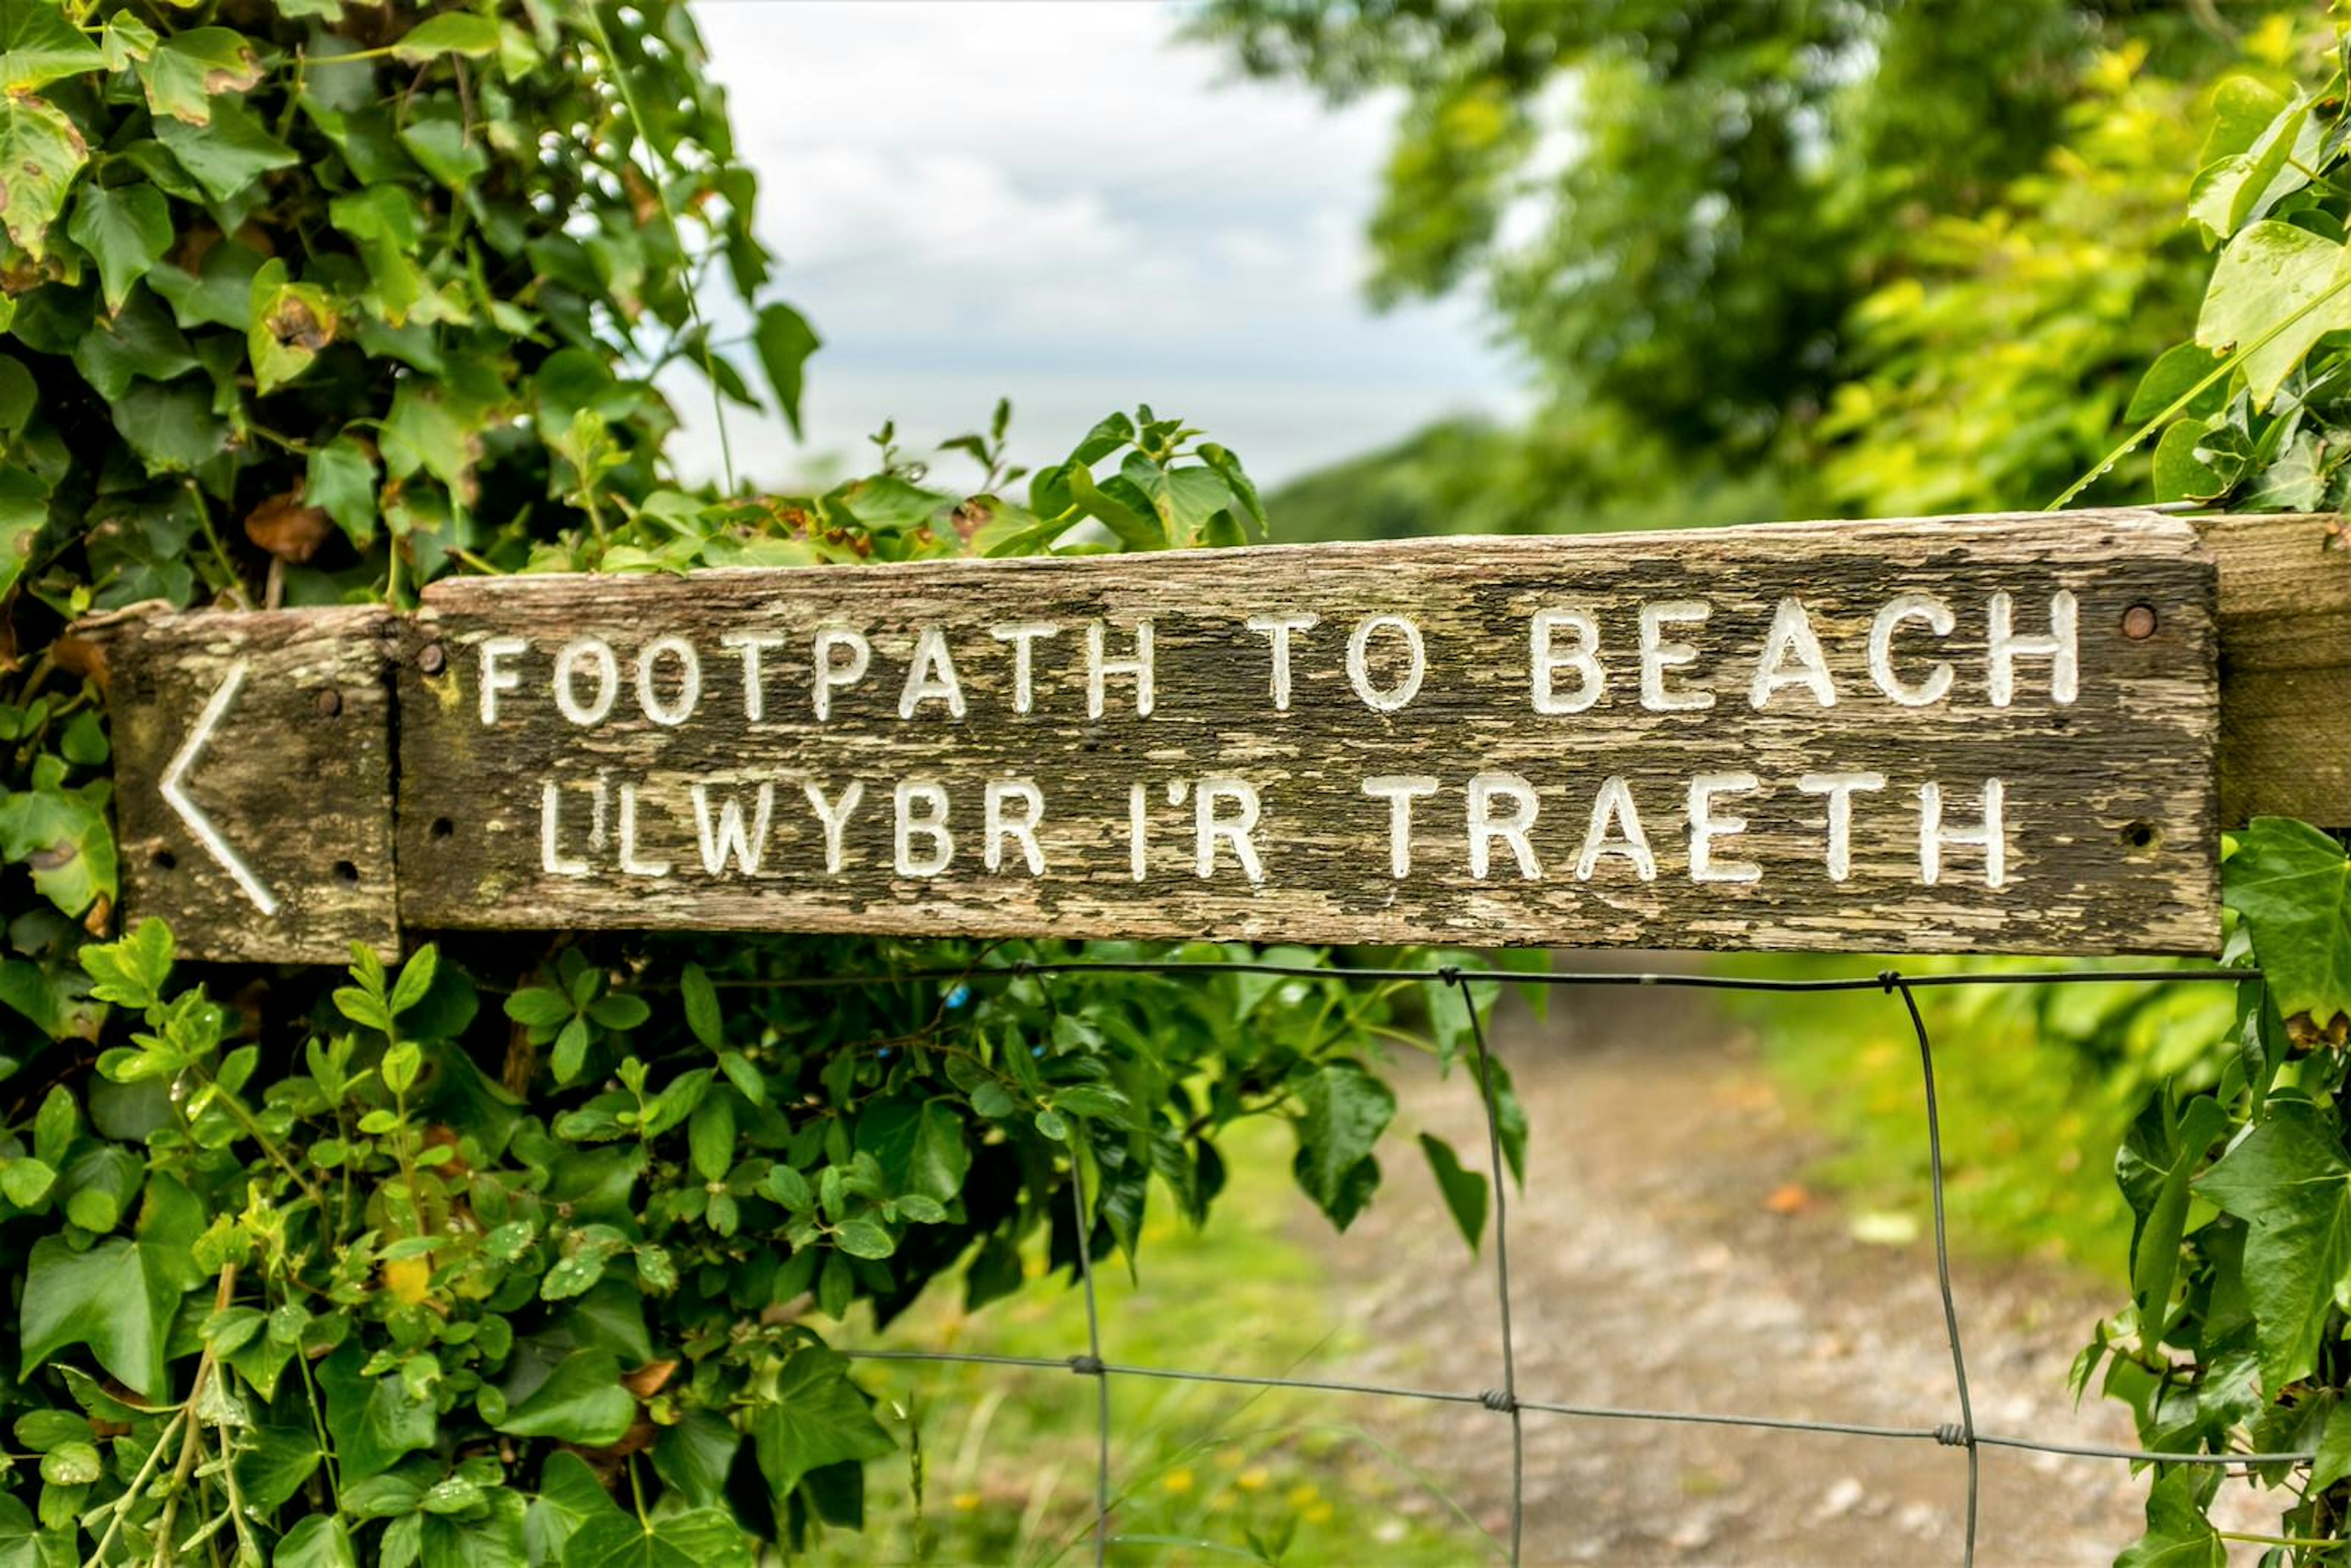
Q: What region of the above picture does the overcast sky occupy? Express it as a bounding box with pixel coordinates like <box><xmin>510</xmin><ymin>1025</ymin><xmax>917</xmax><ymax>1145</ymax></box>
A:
<box><xmin>673</xmin><ymin>0</ymin><xmax>1526</xmax><ymax>493</ymax></box>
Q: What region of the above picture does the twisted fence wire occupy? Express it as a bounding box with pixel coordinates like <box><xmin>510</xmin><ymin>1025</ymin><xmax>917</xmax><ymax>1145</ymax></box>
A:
<box><xmin>832</xmin><ymin>958</ymin><xmax>2279</xmax><ymax>1564</ymax></box>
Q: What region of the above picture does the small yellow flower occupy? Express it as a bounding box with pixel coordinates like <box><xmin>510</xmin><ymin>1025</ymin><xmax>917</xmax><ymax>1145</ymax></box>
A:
<box><xmin>1162</xmin><ymin>1468</ymin><xmax>1195</xmax><ymax>1496</ymax></box>
<box><xmin>953</xmin><ymin>1492</ymin><xmax>982</xmax><ymax>1512</ymax></box>
<box><xmin>1235</xmin><ymin>1466</ymin><xmax>1269</xmax><ymax>1493</ymax></box>
<box><xmin>1303</xmin><ymin>1503</ymin><xmax>1335</xmax><ymax>1525</ymax></box>
<box><xmin>1286</xmin><ymin>1484</ymin><xmax>1319</xmax><ymax>1509</ymax></box>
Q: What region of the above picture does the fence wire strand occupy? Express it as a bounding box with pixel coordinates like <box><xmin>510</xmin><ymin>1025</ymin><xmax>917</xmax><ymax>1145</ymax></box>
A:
<box><xmin>828</xmin><ymin>958</ymin><xmax>2283</xmax><ymax>1564</ymax></box>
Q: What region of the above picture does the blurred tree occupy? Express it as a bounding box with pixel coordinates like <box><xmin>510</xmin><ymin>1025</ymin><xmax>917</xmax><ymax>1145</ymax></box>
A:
<box><xmin>1199</xmin><ymin>0</ymin><xmax>2270</xmax><ymax>526</ymax></box>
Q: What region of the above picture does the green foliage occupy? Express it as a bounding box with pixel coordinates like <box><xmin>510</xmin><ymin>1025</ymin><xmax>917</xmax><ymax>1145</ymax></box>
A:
<box><xmin>0</xmin><ymin>1</ymin><xmax>1496</xmax><ymax>1559</ymax></box>
<box><xmin>2100</xmin><ymin>34</ymin><xmax>2351</xmax><ymax>514</ymax></box>
<box><xmin>1200</xmin><ymin>0</ymin><xmax>2256</xmax><ymax>521</ymax></box>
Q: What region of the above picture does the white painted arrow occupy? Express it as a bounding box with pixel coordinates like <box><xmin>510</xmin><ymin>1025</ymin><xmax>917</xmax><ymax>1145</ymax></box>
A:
<box><xmin>159</xmin><ymin>660</ymin><xmax>279</xmax><ymax>917</ymax></box>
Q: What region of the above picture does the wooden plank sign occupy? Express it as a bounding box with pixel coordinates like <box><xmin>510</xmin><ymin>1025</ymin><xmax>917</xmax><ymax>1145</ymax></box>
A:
<box><xmin>86</xmin><ymin>511</ymin><xmax>2224</xmax><ymax>960</ymax></box>
<box><xmin>77</xmin><ymin>606</ymin><xmax>399</xmax><ymax>965</ymax></box>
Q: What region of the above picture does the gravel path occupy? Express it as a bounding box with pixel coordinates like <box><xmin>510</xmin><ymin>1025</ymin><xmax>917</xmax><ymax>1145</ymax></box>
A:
<box><xmin>1294</xmin><ymin>976</ymin><xmax>2277</xmax><ymax>1566</ymax></box>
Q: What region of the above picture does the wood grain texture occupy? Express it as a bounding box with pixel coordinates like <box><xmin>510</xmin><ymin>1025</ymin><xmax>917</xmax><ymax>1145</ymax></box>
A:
<box><xmin>2195</xmin><ymin>512</ymin><xmax>2351</xmax><ymax>828</ymax></box>
<box><xmin>83</xmin><ymin>606</ymin><xmax>399</xmax><ymax>964</ymax></box>
<box><xmin>394</xmin><ymin>511</ymin><xmax>2219</xmax><ymax>955</ymax></box>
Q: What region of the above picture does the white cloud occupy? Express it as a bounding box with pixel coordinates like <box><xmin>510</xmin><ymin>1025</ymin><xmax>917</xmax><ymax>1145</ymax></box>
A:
<box><xmin>675</xmin><ymin>0</ymin><xmax>1523</xmax><ymax>489</ymax></box>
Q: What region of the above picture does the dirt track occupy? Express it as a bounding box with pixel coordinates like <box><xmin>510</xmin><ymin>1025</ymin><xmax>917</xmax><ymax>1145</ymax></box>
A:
<box><xmin>1299</xmin><ymin>976</ymin><xmax>2278</xmax><ymax>1566</ymax></box>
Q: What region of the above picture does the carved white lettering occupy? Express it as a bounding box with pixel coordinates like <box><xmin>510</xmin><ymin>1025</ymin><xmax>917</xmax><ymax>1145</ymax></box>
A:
<box><xmin>989</xmin><ymin>622</ymin><xmax>1060</xmax><ymax>715</ymax></box>
<box><xmin>1246</xmin><ymin>613</ymin><xmax>1319</xmax><ymax>711</ymax></box>
<box><xmin>1920</xmin><ymin>779</ymin><xmax>2007</xmax><ymax>888</ymax></box>
<box><xmin>1086</xmin><ymin>620</ymin><xmax>1155</xmax><ymax>719</ymax></box>
<box><xmin>1640</xmin><ymin>601</ymin><xmax>1714</xmax><ymax>713</ymax></box>
<box><xmin>801</xmin><ymin>780</ymin><xmax>863</xmax><ymax>874</ymax></box>
<box><xmin>1128</xmin><ymin>781</ymin><xmax>1147</xmax><ymax>883</ymax></box>
<box><xmin>1797</xmin><ymin>771</ymin><xmax>1886</xmax><ymax>882</ymax></box>
<box><xmin>1688</xmin><ymin>772</ymin><xmax>1761</xmax><ymax>883</ymax></box>
<box><xmin>1468</xmin><ymin>772</ymin><xmax>1540</xmax><ymax>880</ymax></box>
<box><xmin>1749</xmin><ymin>598</ymin><xmax>1836</xmax><ymax>710</ymax></box>
<box><xmin>1362</xmin><ymin>775</ymin><xmax>1439</xmax><ymax>878</ymax></box>
<box><xmin>894</xmin><ymin>780</ymin><xmax>953</xmax><ymax>877</ymax></box>
<box><xmin>618</xmin><ymin>782</ymin><xmax>670</xmax><ymax>877</ymax></box>
<box><xmin>1869</xmin><ymin>595</ymin><xmax>1955</xmax><ymax>708</ymax></box>
<box><xmin>1577</xmin><ymin>776</ymin><xmax>1656</xmax><ymax>882</ymax></box>
<box><xmin>478</xmin><ymin>635</ymin><xmax>527</xmax><ymax>725</ymax></box>
<box><xmin>984</xmin><ymin>779</ymin><xmax>1045</xmax><ymax>875</ymax></box>
<box><xmin>635</xmin><ymin>636</ymin><xmax>701</xmax><ymax>727</ymax></box>
<box><xmin>1531</xmin><ymin>610</ymin><xmax>1603</xmax><ymax>715</ymax></box>
<box><xmin>812</xmin><ymin>629</ymin><xmax>871</xmax><ymax>721</ymax></box>
<box><xmin>721</xmin><ymin>632</ymin><xmax>786</xmax><ymax>722</ymax></box>
<box><xmin>1194</xmin><ymin>777</ymin><xmax>1265</xmax><ymax>882</ymax></box>
<box><xmin>1989</xmin><ymin>591</ymin><xmax>2078</xmax><ymax>707</ymax></box>
<box><xmin>553</xmin><ymin>637</ymin><xmax>619</xmax><ymax>726</ymax></box>
<box><xmin>691</xmin><ymin>782</ymin><xmax>773</xmax><ymax>876</ymax></box>
<box><xmin>898</xmin><ymin>627</ymin><xmax>968</xmax><ymax>719</ymax></box>
<box><xmin>1346</xmin><ymin>615</ymin><xmax>1426</xmax><ymax>712</ymax></box>
<box><xmin>540</xmin><ymin>782</ymin><xmax>588</xmax><ymax>878</ymax></box>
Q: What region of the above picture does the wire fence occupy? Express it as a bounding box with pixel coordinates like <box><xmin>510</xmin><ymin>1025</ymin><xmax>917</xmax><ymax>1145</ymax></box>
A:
<box><xmin>821</xmin><ymin>956</ymin><xmax>2271</xmax><ymax>1567</ymax></box>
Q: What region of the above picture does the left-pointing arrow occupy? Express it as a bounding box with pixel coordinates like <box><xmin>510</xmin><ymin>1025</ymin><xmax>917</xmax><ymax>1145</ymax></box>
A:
<box><xmin>159</xmin><ymin>659</ymin><xmax>280</xmax><ymax>917</ymax></box>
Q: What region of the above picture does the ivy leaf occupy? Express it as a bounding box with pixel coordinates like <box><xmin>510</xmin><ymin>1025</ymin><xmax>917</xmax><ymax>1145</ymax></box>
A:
<box><xmin>306</xmin><ymin>435</ymin><xmax>380</xmax><ymax>546</ymax></box>
<box><xmin>139</xmin><ymin>28</ymin><xmax>265</xmax><ymax>127</ymax></box>
<box><xmin>2194</xmin><ymin>1098</ymin><xmax>2351</xmax><ymax>1392</ymax></box>
<box><xmin>2194</xmin><ymin>222</ymin><xmax>2351</xmax><ymax>411</ymax></box>
<box><xmin>19</xmin><ymin>1180</ymin><xmax>204</xmax><ymax>1397</ymax></box>
<box><xmin>66</xmin><ymin>183</ymin><xmax>172</xmax><ymax>313</ymax></box>
<box><xmin>110</xmin><ymin>377</ymin><xmax>230</xmax><ymax>474</ymax></box>
<box><xmin>748</xmin><ymin>1346</ymin><xmax>893</xmax><ymax>1501</ymax></box>
<box><xmin>2116</xmin><ymin>1094</ymin><xmax>2229</xmax><ymax>1331</ymax></box>
<box><xmin>496</xmin><ymin>1351</ymin><xmax>634</xmax><ymax>1446</ymax></box>
<box><xmin>563</xmin><ymin>1510</ymin><xmax>757</xmax><ymax>1568</ymax></box>
<box><xmin>0</xmin><ymin>94</ymin><xmax>89</xmax><ymax>258</ymax></box>
<box><xmin>1418</xmin><ymin>1133</ymin><xmax>1489</xmax><ymax>1254</ymax></box>
<box><xmin>318</xmin><ymin>1345</ymin><xmax>438</xmax><ymax>1482</ymax></box>
<box><xmin>752</xmin><ymin>302</ymin><xmax>820</xmax><ymax>440</ymax></box>
<box><xmin>0</xmin><ymin>763</ymin><xmax>115</xmax><ymax>918</ymax></box>
<box><xmin>391</xmin><ymin>14</ymin><xmax>502</xmax><ymax>62</ymax></box>
<box><xmin>156</xmin><ymin>99</ymin><xmax>297</xmax><ymax>204</ymax></box>
<box><xmin>275</xmin><ymin>1517</ymin><xmax>358</xmax><ymax>1568</ymax></box>
<box><xmin>2114</xmin><ymin>1468</ymin><xmax>2222</xmax><ymax>1568</ymax></box>
<box><xmin>2224</xmin><ymin>818</ymin><xmax>2351</xmax><ymax>1026</ymax></box>
<box><xmin>1</xmin><ymin>5</ymin><xmax>99</xmax><ymax>92</ymax></box>
<box><xmin>1291</xmin><ymin>1063</ymin><xmax>1395</xmax><ymax>1230</ymax></box>
<box><xmin>523</xmin><ymin>1451</ymin><xmax>615</xmax><ymax>1566</ymax></box>
<box><xmin>0</xmin><ymin>468</ymin><xmax>47</xmax><ymax>602</ymax></box>
<box><xmin>2187</xmin><ymin>96</ymin><xmax>2315</xmax><ymax>243</ymax></box>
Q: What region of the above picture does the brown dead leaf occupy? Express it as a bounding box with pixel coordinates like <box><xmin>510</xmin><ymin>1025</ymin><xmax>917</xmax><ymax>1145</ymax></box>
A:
<box><xmin>621</xmin><ymin>1359</ymin><xmax>678</xmax><ymax>1400</ymax></box>
<box><xmin>244</xmin><ymin>493</ymin><xmax>334</xmax><ymax>563</ymax></box>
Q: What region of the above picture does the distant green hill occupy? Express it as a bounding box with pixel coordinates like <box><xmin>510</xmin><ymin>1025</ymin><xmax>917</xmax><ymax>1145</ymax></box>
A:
<box><xmin>1264</xmin><ymin>415</ymin><xmax>1811</xmax><ymax>544</ymax></box>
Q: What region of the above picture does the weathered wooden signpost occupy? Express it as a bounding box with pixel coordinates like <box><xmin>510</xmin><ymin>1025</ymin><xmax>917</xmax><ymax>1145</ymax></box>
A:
<box><xmin>73</xmin><ymin>507</ymin><xmax>2323</xmax><ymax>964</ymax></box>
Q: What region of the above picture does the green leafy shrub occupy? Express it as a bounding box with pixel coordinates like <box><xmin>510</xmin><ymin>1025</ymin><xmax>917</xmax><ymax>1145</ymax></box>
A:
<box><xmin>0</xmin><ymin>2</ymin><xmax>1504</xmax><ymax>1559</ymax></box>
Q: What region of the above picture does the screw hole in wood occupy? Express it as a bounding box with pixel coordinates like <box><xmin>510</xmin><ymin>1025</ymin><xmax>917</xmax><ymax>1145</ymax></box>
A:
<box><xmin>332</xmin><ymin>860</ymin><xmax>359</xmax><ymax>886</ymax></box>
